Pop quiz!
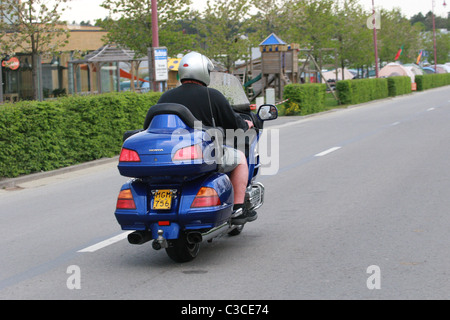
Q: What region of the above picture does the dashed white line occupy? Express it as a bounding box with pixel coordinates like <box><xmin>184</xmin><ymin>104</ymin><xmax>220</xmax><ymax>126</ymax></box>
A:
<box><xmin>315</xmin><ymin>147</ymin><xmax>341</xmax><ymax>157</ymax></box>
<box><xmin>78</xmin><ymin>231</ymin><xmax>133</xmax><ymax>253</ymax></box>
<box><xmin>427</xmin><ymin>107</ymin><xmax>435</xmax><ymax>111</ymax></box>
<box><xmin>391</xmin><ymin>121</ymin><xmax>400</xmax><ymax>126</ymax></box>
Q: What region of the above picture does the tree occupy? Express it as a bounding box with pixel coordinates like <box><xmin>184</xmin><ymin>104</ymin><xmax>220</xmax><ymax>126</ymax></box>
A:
<box><xmin>424</xmin><ymin>31</ymin><xmax>450</xmax><ymax>64</ymax></box>
<box><xmin>194</xmin><ymin>0</ymin><xmax>251</xmax><ymax>72</ymax></box>
<box><xmin>377</xmin><ymin>8</ymin><xmax>422</xmax><ymax>65</ymax></box>
<box><xmin>97</xmin><ymin>0</ymin><xmax>195</xmax><ymax>57</ymax></box>
<box><xmin>333</xmin><ymin>0</ymin><xmax>372</xmax><ymax>77</ymax></box>
<box><xmin>247</xmin><ymin>0</ymin><xmax>292</xmax><ymax>45</ymax></box>
<box><xmin>0</xmin><ymin>0</ymin><xmax>70</xmax><ymax>100</ymax></box>
<box><xmin>286</xmin><ymin>0</ymin><xmax>337</xmax><ymax>51</ymax></box>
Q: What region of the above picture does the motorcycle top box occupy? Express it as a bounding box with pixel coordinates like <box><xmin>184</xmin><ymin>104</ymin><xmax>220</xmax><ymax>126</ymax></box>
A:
<box><xmin>118</xmin><ymin>103</ymin><xmax>220</xmax><ymax>179</ymax></box>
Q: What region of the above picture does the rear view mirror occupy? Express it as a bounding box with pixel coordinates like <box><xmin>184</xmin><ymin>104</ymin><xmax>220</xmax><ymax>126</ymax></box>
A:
<box><xmin>257</xmin><ymin>104</ymin><xmax>278</xmax><ymax>121</ymax></box>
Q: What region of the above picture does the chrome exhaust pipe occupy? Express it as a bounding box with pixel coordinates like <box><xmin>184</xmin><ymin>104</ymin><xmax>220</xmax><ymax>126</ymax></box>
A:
<box><xmin>128</xmin><ymin>230</ymin><xmax>152</xmax><ymax>245</ymax></box>
<box><xmin>186</xmin><ymin>222</ymin><xmax>230</xmax><ymax>244</ymax></box>
<box><xmin>186</xmin><ymin>232</ymin><xmax>203</xmax><ymax>244</ymax></box>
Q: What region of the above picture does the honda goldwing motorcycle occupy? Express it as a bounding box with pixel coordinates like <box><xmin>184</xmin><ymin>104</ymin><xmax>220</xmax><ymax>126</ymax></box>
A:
<box><xmin>114</xmin><ymin>72</ymin><xmax>278</xmax><ymax>262</ymax></box>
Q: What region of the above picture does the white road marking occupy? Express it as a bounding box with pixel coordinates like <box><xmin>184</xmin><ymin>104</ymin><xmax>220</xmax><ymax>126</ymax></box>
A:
<box><xmin>314</xmin><ymin>147</ymin><xmax>341</xmax><ymax>157</ymax></box>
<box><xmin>391</xmin><ymin>121</ymin><xmax>400</xmax><ymax>126</ymax></box>
<box><xmin>78</xmin><ymin>231</ymin><xmax>133</xmax><ymax>253</ymax></box>
<box><xmin>427</xmin><ymin>107</ymin><xmax>435</xmax><ymax>111</ymax></box>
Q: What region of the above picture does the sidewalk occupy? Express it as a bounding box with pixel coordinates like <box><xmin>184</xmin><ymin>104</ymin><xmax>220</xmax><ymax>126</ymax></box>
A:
<box><xmin>0</xmin><ymin>156</ymin><xmax>119</xmax><ymax>189</ymax></box>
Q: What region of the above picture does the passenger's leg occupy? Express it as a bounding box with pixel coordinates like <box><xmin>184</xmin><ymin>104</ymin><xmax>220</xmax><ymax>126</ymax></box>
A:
<box><xmin>229</xmin><ymin>150</ymin><xmax>248</xmax><ymax>204</ymax></box>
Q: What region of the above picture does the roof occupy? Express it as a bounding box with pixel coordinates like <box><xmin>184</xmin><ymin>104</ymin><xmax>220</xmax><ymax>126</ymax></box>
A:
<box><xmin>259</xmin><ymin>33</ymin><xmax>287</xmax><ymax>46</ymax></box>
<box><xmin>70</xmin><ymin>44</ymin><xmax>146</xmax><ymax>63</ymax></box>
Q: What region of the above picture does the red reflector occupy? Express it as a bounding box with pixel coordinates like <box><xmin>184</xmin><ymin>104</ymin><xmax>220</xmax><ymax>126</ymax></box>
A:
<box><xmin>116</xmin><ymin>189</ymin><xmax>136</xmax><ymax>209</ymax></box>
<box><xmin>158</xmin><ymin>221</ymin><xmax>171</xmax><ymax>226</ymax></box>
<box><xmin>119</xmin><ymin>148</ymin><xmax>141</xmax><ymax>162</ymax></box>
<box><xmin>191</xmin><ymin>187</ymin><xmax>221</xmax><ymax>208</ymax></box>
<box><xmin>116</xmin><ymin>199</ymin><xmax>136</xmax><ymax>209</ymax></box>
<box><xmin>172</xmin><ymin>144</ymin><xmax>202</xmax><ymax>161</ymax></box>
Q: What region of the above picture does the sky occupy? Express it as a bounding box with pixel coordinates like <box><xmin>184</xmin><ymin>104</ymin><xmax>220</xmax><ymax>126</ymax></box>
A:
<box><xmin>60</xmin><ymin>0</ymin><xmax>449</xmax><ymax>24</ymax></box>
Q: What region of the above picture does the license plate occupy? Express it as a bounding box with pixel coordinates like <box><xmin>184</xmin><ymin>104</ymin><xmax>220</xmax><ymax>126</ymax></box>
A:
<box><xmin>152</xmin><ymin>189</ymin><xmax>173</xmax><ymax>210</ymax></box>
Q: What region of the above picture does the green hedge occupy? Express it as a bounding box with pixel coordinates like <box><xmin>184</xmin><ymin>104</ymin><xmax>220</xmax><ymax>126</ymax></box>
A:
<box><xmin>283</xmin><ymin>83</ymin><xmax>327</xmax><ymax>115</ymax></box>
<box><xmin>336</xmin><ymin>78</ymin><xmax>389</xmax><ymax>105</ymax></box>
<box><xmin>387</xmin><ymin>76</ymin><xmax>412</xmax><ymax>97</ymax></box>
<box><xmin>0</xmin><ymin>91</ymin><xmax>162</xmax><ymax>178</ymax></box>
<box><xmin>415</xmin><ymin>73</ymin><xmax>450</xmax><ymax>91</ymax></box>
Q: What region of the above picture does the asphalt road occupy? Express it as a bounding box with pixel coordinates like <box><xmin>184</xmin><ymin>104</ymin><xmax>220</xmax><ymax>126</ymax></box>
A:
<box><xmin>1</xmin><ymin>86</ymin><xmax>449</xmax><ymax>301</ymax></box>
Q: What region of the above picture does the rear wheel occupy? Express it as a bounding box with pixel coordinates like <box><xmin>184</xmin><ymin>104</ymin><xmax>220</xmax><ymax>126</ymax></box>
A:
<box><xmin>165</xmin><ymin>235</ymin><xmax>200</xmax><ymax>263</ymax></box>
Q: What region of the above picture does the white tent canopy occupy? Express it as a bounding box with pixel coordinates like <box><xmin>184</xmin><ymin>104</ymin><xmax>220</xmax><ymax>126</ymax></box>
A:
<box><xmin>321</xmin><ymin>68</ymin><xmax>354</xmax><ymax>82</ymax></box>
<box><xmin>437</xmin><ymin>64</ymin><xmax>450</xmax><ymax>73</ymax></box>
<box><xmin>404</xmin><ymin>64</ymin><xmax>423</xmax><ymax>76</ymax></box>
<box><xmin>379</xmin><ymin>63</ymin><xmax>415</xmax><ymax>83</ymax></box>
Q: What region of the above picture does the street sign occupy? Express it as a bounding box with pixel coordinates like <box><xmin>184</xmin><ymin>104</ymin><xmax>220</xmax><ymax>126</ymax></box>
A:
<box><xmin>152</xmin><ymin>47</ymin><xmax>168</xmax><ymax>82</ymax></box>
<box><xmin>2</xmin><ymin>57</ymin><xmax>20</xmax><ymax>70</ymax></box>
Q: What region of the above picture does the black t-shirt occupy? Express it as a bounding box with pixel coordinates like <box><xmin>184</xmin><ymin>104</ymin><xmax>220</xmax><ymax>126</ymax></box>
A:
<box><xmin>157</xmin><ymin>83</ymin><xmax>249</xmax><ymax>131</ymax></box>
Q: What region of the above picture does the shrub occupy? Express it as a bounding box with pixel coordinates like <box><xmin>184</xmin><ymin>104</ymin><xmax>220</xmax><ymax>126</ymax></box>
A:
<box><xmin>0</xmin><ymin>91</ymin><xmax>162</xmax><ymax>178</ymax></box>
<box><xmin>336</xmin><ymin>78</ymin><xmax>388</xmax><ymax>105</ymax></box>
<box><xmin>283</xmin><ymin>83</ymin><xmax>327</xmax><ymax>115</ymax></box>
<box><xmin>387</xmin><ymin>76</ymin><xmax>411</xmax><ymax>97</ymax></box>
<box><xmin>284</xmin><ymin>101</ymin><xmax>301</xmax><ymax>115</ymax></box>
<box><xmin>416</xmin><ymin>73</ymin><xmax>450</xmax><ymax>91</ymax></box>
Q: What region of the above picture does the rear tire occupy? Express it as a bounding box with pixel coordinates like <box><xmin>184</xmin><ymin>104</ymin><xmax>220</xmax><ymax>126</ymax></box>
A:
<box><xmin>165</xmin><ymin>235</ymin><xmax>200</xmax><ymax>263</ymax></box>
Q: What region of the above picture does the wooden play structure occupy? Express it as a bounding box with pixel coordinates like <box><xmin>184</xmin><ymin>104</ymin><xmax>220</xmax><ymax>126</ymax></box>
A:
<box><xmin>259</xmin><ymin>33</ymin><xmax>299</xmax><ymax>99</ymax></box>
<box><xmin>234</xmin><ymin>33</ymin><xmax>339</xmax><ymax>102</ymax></box>
<box><xmin>235</xmin><ymin>33</ymin><xmax>300</xmax><ymax>101</ymax></box>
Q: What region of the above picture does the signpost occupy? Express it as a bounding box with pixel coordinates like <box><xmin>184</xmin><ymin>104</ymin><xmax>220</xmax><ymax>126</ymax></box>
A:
<box><xmin>148</xmin><ymin>46</ymin><xmax>168</xmax><ymax>91</ymax></box>
<box><xmin>153</xmin><ymin>47</ymin><xmax>168</xmax><ymax>82</ymax></box>
<box><xmin>371</xmin><ymin>0</ymin><xmax>379</xmax><ymax>78</ymax></box>
<box><xmin>147</xmin><ymin>0</ymin><xmax>168</xmax><ymax>92</ymax></box>
<box><xmin>0</xmin><ymin>62</ymin><xmax>3</xmax><ymax>104</ymax></box>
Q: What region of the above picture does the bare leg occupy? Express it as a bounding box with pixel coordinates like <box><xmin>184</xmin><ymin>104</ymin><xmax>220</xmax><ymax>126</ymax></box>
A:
<box><xmin>229</xmin><ymin>150</ymin><xmax>248</xmax><ymax>204</ymax></box>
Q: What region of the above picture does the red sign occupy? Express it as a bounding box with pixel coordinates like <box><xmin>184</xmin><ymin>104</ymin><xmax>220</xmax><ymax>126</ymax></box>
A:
<box><xmin>2</xmin><ymin>57</ymin><xmax>20</xmax><ymax>70</ymax></box>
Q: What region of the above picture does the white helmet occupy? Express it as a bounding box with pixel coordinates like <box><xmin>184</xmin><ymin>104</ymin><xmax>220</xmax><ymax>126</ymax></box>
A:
<box><xmin>178</xmin><ymin>51</ymin><xmax>214</xmax><ymax>86</ymax></box>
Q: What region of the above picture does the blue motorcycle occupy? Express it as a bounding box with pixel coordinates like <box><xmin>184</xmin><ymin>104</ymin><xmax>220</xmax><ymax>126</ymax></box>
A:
<box><xmin>114</xmin><ymin>72</ymin><xmax>278</xmax><ymax>262</ymax></box>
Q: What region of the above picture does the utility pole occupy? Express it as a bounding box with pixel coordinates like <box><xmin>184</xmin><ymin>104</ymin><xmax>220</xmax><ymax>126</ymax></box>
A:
<box><xmin>372</xmin><ymin>0</ymin><xmax>379</xmax><ymax>78</ymax></box>
<box><xmin>149</xmin><ymin>0</ymin><xmax>160</xmax><ymax>91</ymax></box>
<box><xmin>432</xmin><ymin>0</ymin><xmax>437</xmax><ymax>73</ymax></box>
<box><xmin>0</xmin><ymin>61</ymin><xmax>3</xmax><ymax>104</ymax></box>
<box><xmin>151</xmin><ymin>0</ymin><xmax>159</xmax><ymax>47</ymax></box>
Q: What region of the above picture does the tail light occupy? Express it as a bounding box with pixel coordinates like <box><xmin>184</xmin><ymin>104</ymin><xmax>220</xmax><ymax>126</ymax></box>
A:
<box><xmin>116</xmin><ymin>189</ymin><xmax>136</xmax><ymax>209</ymax></box>
<box><xmin>191</xmin><ymin>187</ymin><xmax>221</xmax><ymax>208</ymax></box>
<box><xmin>172</xmin><ymin>144</ymin><xmax>202</xmax><ymax>161</ymax></box>
<box><xmin>119</xmin><ymin>148</ymin><xmax>141</xmax><ymax>162</ymax></box>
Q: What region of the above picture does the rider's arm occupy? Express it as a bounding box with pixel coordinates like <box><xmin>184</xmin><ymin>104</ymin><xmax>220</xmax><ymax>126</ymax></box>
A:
<box><xmin>244</xmin><ymin>120</ymin><xmax>254</xmax><ymax>129</ymax></box>
<box><xmin>210</xmin><ymin>89</ymin><xmax>252</xmax><ymax>131</ymax></box>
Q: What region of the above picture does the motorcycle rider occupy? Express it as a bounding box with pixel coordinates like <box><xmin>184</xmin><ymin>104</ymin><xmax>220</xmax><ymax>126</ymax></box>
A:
<box><xmin>157</xmin><ymin>51</ymin><xmax>256</xmax><ymax>224</ymax></box>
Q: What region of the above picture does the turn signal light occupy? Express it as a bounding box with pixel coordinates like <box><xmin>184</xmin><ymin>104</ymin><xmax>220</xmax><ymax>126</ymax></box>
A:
<box><xmin>172</xmin><ymin>144</ymin><xmax>202</xmax><ymax>161</ymax></box>
<box><xmin>116</xmin><ymin>189</ymin><xmax>136</xmax><ymax>209</ymax></box>
<box><xmin>119</xmin><ymin>148</ymin><xmax>141</xmax><ymax>162</ymax></box>
<box><xmin>191</xmin><ymin>187</ymin><xmax>221</xmax><ymax>208</ymax></box>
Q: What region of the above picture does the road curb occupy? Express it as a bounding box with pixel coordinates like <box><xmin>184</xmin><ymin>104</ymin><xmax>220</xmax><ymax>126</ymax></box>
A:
<box><xmin>0</xmin><ymin>156</ymin><xmax>119</xmax><ymax>189</ymax></box>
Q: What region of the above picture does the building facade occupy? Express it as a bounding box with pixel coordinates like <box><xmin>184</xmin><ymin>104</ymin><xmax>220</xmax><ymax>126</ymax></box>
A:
<box><xmin>1</xmin><ymin>25</ymin><xmax>108</xmax><ymax>102</ymax></box>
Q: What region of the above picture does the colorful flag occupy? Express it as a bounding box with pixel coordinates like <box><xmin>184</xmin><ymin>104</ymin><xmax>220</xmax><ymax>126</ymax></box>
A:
<box><xmin>416</xmin><ymin>50</ymin><xmax>423</xmax><ymax>64</ymax></box>
<box><xmin>394</xmin><ymin>46</ymin><xmax>403</xmax><ymax>60</ymax></box>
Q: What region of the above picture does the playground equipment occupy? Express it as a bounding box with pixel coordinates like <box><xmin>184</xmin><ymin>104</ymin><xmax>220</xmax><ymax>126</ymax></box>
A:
<box><xmin>234</xmin><ymin>33</ymin><xmax>299</xmax><ymax>101</ymax></box>
<box><xmin>259</xmin><ymin>33</ymin><xmax>299</xmax><ymax>100</ymax></box>
<box><xmin>235</xmin><ymin>33</ymin><xmax>339</xmax><ymax>102</ymax></box>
